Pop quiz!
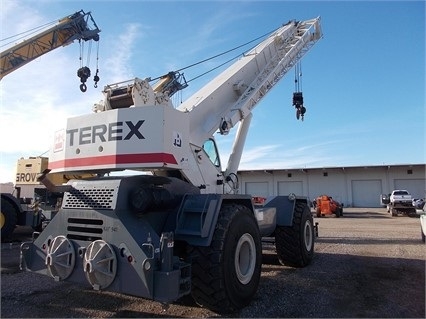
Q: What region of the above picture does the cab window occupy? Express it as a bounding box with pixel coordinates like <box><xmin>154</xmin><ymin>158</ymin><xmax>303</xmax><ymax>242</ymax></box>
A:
<box><xmin>202</xmin><ymin>139</ymin><xmax>220</xmax><ymax>167</ymax></box>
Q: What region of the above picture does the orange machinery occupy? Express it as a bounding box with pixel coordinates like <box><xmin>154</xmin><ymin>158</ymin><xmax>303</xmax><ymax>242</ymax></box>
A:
<box><xmin>315</xmin><ymin>195</ymin><xmax>343</xmax><ymax>217</ymax></box>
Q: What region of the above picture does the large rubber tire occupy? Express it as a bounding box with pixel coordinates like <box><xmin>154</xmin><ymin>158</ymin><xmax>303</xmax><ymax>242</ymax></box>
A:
<box><xmin>188</xmin><ymin>204</ymin><xmax>262</xmax><ymax>313</ymax></box>
<box><xmin>275</xmin><ymin>201</ymin><xmax>314</xmax><ymax>267</ymax></box>
<box><xmin>1</xmin><ymin>199</ymin><xmax>18</xmax><ymax>240</ymax></box>
<box><xmin>407</xmin><ymin>209</ymin><xmax>417</xmax><ymax>218</ymax></box>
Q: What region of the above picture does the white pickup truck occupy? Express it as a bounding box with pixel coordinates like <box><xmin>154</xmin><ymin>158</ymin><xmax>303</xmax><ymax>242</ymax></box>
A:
<box><xmin>381</xmin><ymin>190</ymin><xmax>416</xmax><ymax>216</ymax></box>
<box><xmin>390</xmin><ymin>190</ymin><xmax>412</xmax><ymax>205</ymax></box>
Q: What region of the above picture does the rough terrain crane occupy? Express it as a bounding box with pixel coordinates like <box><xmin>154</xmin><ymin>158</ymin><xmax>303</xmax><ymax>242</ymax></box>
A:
<box><xmin>21</xmin><ymin>17</ymin><xmax>322</xmax><ymax>313</ymax></box>
<box><xmin>0</xmin><ymin>10</ymin><xmax>100</xmax><ymax>91</ymax></box>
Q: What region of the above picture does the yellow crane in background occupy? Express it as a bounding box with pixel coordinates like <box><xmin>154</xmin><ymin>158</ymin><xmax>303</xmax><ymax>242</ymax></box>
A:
<box><xmin>0</xmin><ymin>9</ymin><xmax>101</xmax><ymax>91</ymax></box>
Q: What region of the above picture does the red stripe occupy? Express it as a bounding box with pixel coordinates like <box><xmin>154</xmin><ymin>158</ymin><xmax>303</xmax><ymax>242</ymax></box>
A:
<box><xmin>49</xmin><ymin>153</ymin><xmax>178</xmax><ymax>169</ymax></box>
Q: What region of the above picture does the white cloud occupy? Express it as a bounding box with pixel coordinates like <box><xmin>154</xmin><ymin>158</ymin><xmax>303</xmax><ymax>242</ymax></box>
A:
<box><xmin>103</xmin><ymin>23</ymin><xmax>142</xmax><ymax>82</ymax></box>
<box><xmin>240</xmin><ymin>145</ymin><xmax>280</xmax><ymax>164</ymax></box>
<box><xmin>1</xmin><ymin>1</ymin><xmax>44</xmax><ymax>42</ymax></box>
<box><xmin>236</xmin><ymin>139</ymin><xmax>353</xmax><ymax>171</ymax></box>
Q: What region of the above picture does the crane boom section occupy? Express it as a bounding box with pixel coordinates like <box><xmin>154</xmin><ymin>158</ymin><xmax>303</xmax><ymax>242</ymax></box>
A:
<box><xmin>0</xmin><ymin>10</ymin><xmax>100</xmax><ymax>79</ymax></box>
<box><xmin>178</xmin><ymin>17</ymin><xmax>322</xmax><ymax>146</ymax></box>
<box><xmin>47</xmin><ymin>17</ymin><xmax>322</xmax><ymax>194</ymax></box>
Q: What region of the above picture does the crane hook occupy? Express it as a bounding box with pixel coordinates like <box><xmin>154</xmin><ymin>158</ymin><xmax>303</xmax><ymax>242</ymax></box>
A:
<box><xmin>93</xmin><ymin>69</ymin><xmax>100</xmax><ymax>88</ymax></box>
<box><xmin>77</xmin><ymin>66</ymin><xmax>91</xmax><ymax>92</ymax></box>
<box><xmin>296</xmin><ymin>106</ymin><xmax>306</xmax><ymax>121</ymax></box>
<box><xmin>293</xmin><ymin>92</ymin><xmax>306</xmax><ymax>121</ymax></box>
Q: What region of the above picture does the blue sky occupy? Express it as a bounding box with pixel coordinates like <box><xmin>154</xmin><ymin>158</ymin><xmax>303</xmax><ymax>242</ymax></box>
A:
<box><xmin>0</xmin><ymin>0</ymin><xmax>424</xmax><ymax>183</ymax></box>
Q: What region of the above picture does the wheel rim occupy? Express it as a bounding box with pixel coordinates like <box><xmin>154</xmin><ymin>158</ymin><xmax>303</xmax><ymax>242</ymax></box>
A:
<box><xmin>234</xmin><ymin>233</ymin><xmax>256</xmax><ymax>285</ymax></box>
<box><xmin>303</xmin><ymin>220</ymin><xmax>313</xmax><ymax>251</ymax></box>
<box><xmin>0</xmin><ymin>212</ymin><xmax>5</xmax><ymax>229</ymax></box>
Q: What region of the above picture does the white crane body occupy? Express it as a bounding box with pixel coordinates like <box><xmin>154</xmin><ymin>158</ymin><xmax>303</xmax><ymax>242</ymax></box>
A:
<box><xmin>49</xmin><ymin>18</ymin><xmax>321</xmax><ymax>193</ymax></box>
<box><xmin>22</xmin><ymin>17</ymin><xmax>323</xmax><ymax>313</ymax></box>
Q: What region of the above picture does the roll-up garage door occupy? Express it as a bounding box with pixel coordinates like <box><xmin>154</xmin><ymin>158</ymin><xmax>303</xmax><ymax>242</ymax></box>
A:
<box><xmin>277</xmin><ymin>181</ymin><xmax>303</xmax><ymax>196</ymax></box>
<box><xmin>393</xmin><ymin>179</ymin><xmax>425</xmax><ymax>199</ymax></box>
<box><xmin>352</xmin><ymin>180</ymin><xmax>382</xmax><ymax>207</ymax></box>
<box><xmin>245</xmin><ymin>182</ymin><xmax>268</xmax><ymax>197</ymax></box>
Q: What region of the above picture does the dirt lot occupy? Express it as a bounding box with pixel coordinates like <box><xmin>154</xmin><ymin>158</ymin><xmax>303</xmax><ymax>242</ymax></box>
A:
<box><xmin>1</xmin><ymin>208</ymin><xmax>425</xmax><ymax>318</ymax></box>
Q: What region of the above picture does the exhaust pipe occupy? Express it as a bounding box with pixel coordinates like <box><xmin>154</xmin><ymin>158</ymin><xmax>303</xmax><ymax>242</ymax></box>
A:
<box><xmin>37</xmin><ymin>169</ymin><xmax>73</xmax><ymax>193</ymax></box>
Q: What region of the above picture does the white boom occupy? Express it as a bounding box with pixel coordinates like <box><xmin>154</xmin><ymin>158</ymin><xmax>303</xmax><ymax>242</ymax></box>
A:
<box><xmin>48</xmin><ymin>17</ymin><xmax>322</xmax><ymax>194</ymax></box>
<box><xmin>178</xmin><ymin>18</ymin><xmax>322</xmax><ymax>141</ymax></box>
<box><xmin>178</xmin><ymin>17</ymin><xmax>322</xmax><ymax>178</ymax></box>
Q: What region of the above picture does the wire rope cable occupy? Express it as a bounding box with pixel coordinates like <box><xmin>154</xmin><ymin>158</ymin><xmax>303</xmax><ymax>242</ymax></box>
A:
<box><xmin>0</xmin><ymin>18</ymin><xmax>58</xmax><ymax>48</ymax></box>
<box><xmin>149</xmin><ymin>25</ymin><xmax>282</xmax><ymax>84</ymax></box>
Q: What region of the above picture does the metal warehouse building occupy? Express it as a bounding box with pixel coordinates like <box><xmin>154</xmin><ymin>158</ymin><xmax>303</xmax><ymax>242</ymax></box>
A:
<box><xmin>238</xmin><ymin>164</ymin><xmax>425</xmax><ymax>207</ymax></box>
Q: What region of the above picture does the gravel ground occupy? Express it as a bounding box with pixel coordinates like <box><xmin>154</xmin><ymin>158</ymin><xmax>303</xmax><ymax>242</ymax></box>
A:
<box><xmin>1</xmin><ymin>208</ymin><xmax>425</xmax><ymax>318</ymax></box>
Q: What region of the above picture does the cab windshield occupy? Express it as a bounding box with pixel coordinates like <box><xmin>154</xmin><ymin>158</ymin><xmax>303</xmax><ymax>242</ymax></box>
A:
<box><xmin>202</xmin><ymin>139</ymin><xmax>220</xmax><ymax>167</ymax></box>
